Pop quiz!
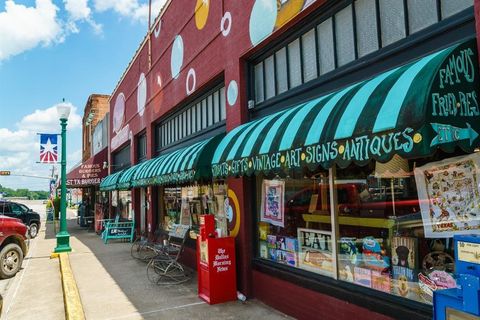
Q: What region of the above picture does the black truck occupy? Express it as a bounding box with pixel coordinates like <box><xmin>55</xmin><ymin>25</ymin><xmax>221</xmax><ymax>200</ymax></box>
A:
<box><xmin>0</xmin><ymin>200</ymin><xmax>41</xmax><ymax>238</ymax></box>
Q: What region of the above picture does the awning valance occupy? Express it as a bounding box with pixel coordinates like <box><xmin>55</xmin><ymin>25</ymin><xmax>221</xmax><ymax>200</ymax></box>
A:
<box><xmin>131</xmin><ymin>134</ymin><xmax>224</xmax><ymax>187</ymax></box>
<box><xmin>212</xmin><ymin>38</ymin><xmax>480</xmax><ymax>178</ymax></box>
<box><xmin>117</xmin><ymin>165</ymin><xmax>141</xmax><ymax>190</ymax></box>
<box><xmin>99</xmin><ymin>170</ymin><xmax>124</xmax><ymax>191</ymax></box>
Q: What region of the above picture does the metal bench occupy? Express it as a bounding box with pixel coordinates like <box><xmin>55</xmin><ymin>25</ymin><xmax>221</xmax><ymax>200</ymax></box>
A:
<box><xmin>146</xmin><ymin>224</ymin><xmax>191</xmax><ymax>285</ymax></box>
<box><xmin>102</xmin><ymin>215</ymin><xmax>135</xmax><ymax>244</ymax></box>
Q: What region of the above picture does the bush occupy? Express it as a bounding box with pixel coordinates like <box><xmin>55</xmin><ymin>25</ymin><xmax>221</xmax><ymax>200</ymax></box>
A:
<box><xmin>53</xmin><ymin>197</ymin><xmax>60</xmax><ymax>220</ymax></box>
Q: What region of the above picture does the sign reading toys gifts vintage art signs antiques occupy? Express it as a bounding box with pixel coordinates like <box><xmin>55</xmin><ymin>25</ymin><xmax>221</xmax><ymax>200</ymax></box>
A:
<box><xmin>211</xmin><ymin>39</ymin><xmax>480</xmax><ymax>179</ymax></box>
<box><xmin>415</xmin><ymin>152</ymin><xmax>480</xmax><ymax>238</ymax></box>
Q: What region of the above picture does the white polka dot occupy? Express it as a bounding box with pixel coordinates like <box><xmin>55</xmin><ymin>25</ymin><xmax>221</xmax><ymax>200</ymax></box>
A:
<box><xmin>227</xmin><ymin>80</ymin><xmax>238</xmax><ymax>106</ymax></box>
<box><xmin>137</xmin><ymin>73</ymin><xmax>147</xmax><ymax>116</ymax></box>
<box><xmin>186</xmin><ymin>68</ymin><xmax>196</xmax><ymax>96</ymax></box>
<box><xmin>220</xmin><ymin>12</ymin><xmax>232</xmax><ymax>37</ymax></box>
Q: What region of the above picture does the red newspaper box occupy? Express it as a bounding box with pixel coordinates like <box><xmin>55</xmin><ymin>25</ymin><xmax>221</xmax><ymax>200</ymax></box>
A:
<box><xmin>197</xmin><ymin>215</ymin><xmax>237</xmax><ymax>304</ymax></box>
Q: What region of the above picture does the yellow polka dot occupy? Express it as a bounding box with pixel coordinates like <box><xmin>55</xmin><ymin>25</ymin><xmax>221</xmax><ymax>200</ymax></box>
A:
<box><xmin>195</xmin><ymin>0</ymin><xmax>209</xmax><ymax>30</ymax></box>
<box><xmin>338</xmin><ymin>145</ymin><xmax>345</xmax><ymax>154</ymax></box>
<box><xmin>413</xmin><ymin>133</ymin><xmax>422</xmax><ymax>144</ymax></box>
<box><xmin>280</xmin><ymin>155</ymin><xmax>285</xmax><ymax>163</ymax></box>
<box><xmin>301</xmin><ymin>153</ymin><xmax>306</xmax><ymax>161</ymax></box>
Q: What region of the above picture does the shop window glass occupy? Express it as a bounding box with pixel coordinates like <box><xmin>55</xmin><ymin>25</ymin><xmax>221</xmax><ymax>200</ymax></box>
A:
<box><xmin>192</xmin><ymin>106</ymin><xmax>197</xmax><ymax>133</ymax></box>
<box><xmin>255</xmin><ymin>62</ymin><xmax>265</xmax><ymax>103</ymax></box>
<box><xmin>355</xmin><ymin>0</ymin><xmax>379</xmax><ymax>58</ymax></box>
<box><xmin>196</xmin><ymin>103</ymin><xmax>202</xmax><ymax>130</ymax></box>
<box><xmin>265</xmin><ymin>55</ymin><xmax>276</xmax><ymax>99</ymax></box>
<box><xmin>335</xmin><ymin>5</ymin><xmax>355</xmax><ymax>67</ymax></box>
<box><xmin>201</xmin><ymin>100</ymin><xmax>207</xmax><ymax>130</ymax></box>
<box><xmin>288</xmin><ymin>39</ymin><xmax>302</xmax><ymax>88</ymax></box>
<box><xmin>379</xmin><ymin>0</ymin><xmax>406</xmax><ymax>47</ymax></box>
<box><xmin>408</xmin><ymin>0</ymin><xmax>438</xmax><ymax>34</ymax></box>
<box><xmin>183</xmin><ymin>112</ymin><xmax>187</xmax><ymax>138</ymax></box>
<box><xmin>441</xmin><ymin>0</ymin><xmax>473</xmax><ymax>19</ymax></box>
<box><xmin>220</xmin><ymin>87</ymin><xmax>226</xmax><ymax>120</ymax></box>
<box><xmin>118</xmin><ymin>191</ymin><xmax>133</xmax><ymax>220</ymax></box>
<box><xmin>301</xmin><ymin>28</ymin><xmax>318</xmax><ymax>83</ymax></box>
<box><xmin>317</xmin><ymin>18</ymin><xmax>335</xmax><ymax>75</ymax></box>
<box><xmin>335</xmin><ymin>155</ymin><xmax>463</xmax><ymax>305</ymax></box>
<box><xmin>256</xmin><ymin>173</ymin><xmax>334</xmax><ymax>278</ymax></box>
<box><xmin>213</xmin><ymin>91</ymin><xmax>220</xmax><ymax>123</ymax></box>
<box><xmin>275</xmin><ymin>48</ymin><xmax>288</xmax><ymax>94</ymax></box>
<box><xmin>162</xmin><ymin>182</ymin><xmax>228</xmax><ymax>237</ymax></box>
<box><xmin>187</xmin><ymin>109</ymin><xmax>191</xmax><ymax>136</ymax></box>
<box><xmin>207</xmin><ymin>95</ymin><xmax>213</xmax><ymax>126</ymax></box>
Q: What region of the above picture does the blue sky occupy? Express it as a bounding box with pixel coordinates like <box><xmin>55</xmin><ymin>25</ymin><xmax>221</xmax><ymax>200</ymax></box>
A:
<box><xmin>0</xmin><ymin>0</ymin><xmax>166</xmax><ymax>190</ymax></box>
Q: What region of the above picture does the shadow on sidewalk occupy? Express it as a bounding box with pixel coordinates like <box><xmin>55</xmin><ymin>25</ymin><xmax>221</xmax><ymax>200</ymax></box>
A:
<box><xmin>66</xmin><ymin>219</ymin><xmax>288</xmax><ymax>320</ymax></box>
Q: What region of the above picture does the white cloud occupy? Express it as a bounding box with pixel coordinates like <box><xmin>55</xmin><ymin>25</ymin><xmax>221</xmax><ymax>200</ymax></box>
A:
<box><xmin>63</xmin><ymin>0</ymin><xmax>102</xmax><ymax>34</ymax></box>
<box><xmin>0</xmin><ymin>0</ymin><xmax>64</xmax><ymax>61</ymax></box>
<box><xmin>19</xmin><ymin>102</ymin><xmax>82</xmax><ymax>132</ymax></box>
<box><xmin>0</xmin><ymin>102</ymin><xmax>82</xmax><ymax>190</ymax></box>
<box><xmin>93</xmin><ymin>0</ymin><xmax>167</xmax><ymax>23</ymax></box>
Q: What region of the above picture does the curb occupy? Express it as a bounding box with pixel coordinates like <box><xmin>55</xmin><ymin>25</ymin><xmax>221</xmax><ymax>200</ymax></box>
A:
<box><xmin>56</xmin><ymin>253</ymin><xmax>86</xmax><ymax>320</ymax></box>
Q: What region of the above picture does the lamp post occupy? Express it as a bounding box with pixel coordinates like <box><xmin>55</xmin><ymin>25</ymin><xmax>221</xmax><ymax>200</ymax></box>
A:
<box><xmin>54</xmin><ymin>100</ymin><xmax>72</xmax><ymax>253</ymax></box>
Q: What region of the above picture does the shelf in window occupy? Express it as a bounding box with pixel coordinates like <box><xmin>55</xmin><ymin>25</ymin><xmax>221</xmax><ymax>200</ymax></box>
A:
<box><xmin>302</xmin><ymin>214</ymin><xmax>396</xmax><ymax>229</ymax></box>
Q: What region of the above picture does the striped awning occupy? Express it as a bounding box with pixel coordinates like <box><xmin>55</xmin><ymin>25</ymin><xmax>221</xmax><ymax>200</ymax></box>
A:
<box><xmin>212</xmin><ymin>38</ymin><xmax>480</xmax><ymax>178</ymax></box>
<box><xmin>131</xmin><ymin>134</ymin><xmax>223</xmax><ymax>187</ymax></box>
<box><xmin>117</xmin><ymin>165</ymin><xmax>141</xmax><ymax>190</ymax></box>
<box><xmin>99</xmin><ymin>170</ymin><xmax>124</xmax><ymax>191</ymax></box>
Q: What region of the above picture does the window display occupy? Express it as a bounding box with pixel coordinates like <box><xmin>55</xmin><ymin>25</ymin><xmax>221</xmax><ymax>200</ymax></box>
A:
<box><xmin>161</xmin><ymin>182</ymin><xmax>229</xmax><ymax>237</ymax></box>
<box><xmin>256</xmin><ymin>153</ymin><xmax>480</xmax><ymax>304</ymax></box>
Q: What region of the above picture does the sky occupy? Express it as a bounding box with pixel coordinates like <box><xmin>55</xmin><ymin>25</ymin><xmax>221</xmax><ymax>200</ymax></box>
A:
<box><xmin>0</xmin><ymin>0</ymin><xmax>167</xmax><ymax>191</ymax></box>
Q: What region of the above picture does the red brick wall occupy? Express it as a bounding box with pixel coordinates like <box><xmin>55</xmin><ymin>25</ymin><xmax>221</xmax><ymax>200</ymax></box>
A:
<box><xmin>253</xmin><ymin>271</ymin><xmax>392</xmax><ymax>320</ymax></box>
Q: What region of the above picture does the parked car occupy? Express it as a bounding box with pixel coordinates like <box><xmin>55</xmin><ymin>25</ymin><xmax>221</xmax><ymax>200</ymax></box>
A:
<box><xmin>0</xmin><ymin>201</ymin><xmax>41</xmax><ymax>238</ymax></box>
<box><xmin>0</xmin><ymin>216</ymin><xmax>28</xmax><ymax>278</ymax></box>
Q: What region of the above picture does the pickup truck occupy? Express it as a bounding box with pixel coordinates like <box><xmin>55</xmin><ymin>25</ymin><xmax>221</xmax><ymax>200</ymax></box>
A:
<box><xmin>0</xmin><ymin>216</ymin><xmax>28</xmax><ymax>278</ymax></box>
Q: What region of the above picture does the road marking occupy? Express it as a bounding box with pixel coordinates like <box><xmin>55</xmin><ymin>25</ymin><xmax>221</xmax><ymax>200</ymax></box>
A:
<box><xmin>105</xmin><ymin>301</ymin><xmax>207</xmax><ymax>320</ymax></box>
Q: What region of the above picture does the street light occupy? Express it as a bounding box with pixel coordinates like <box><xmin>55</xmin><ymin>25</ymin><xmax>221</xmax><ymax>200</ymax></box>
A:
<box><xmin>54</xmin><ymin>99</ymin><xmax>72</xmax><ymax>253</ymax></box>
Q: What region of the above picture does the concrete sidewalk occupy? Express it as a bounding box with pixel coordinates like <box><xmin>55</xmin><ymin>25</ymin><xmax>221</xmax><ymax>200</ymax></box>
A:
<box><xmin>2</xmin><ymin>220</ymin><xmax>65</xmax><ymax>320</ymax></box>
<box><xmin>67</xmin><ymin>220</ymin><xmax>290</xmax><ymax>320</ymax></box>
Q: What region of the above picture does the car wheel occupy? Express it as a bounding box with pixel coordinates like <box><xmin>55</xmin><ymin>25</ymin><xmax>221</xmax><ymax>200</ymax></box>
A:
<box><xmin>0</xmin><ymin>244</ymin><xmax>23</xmax><ymax>279</ymax></box>
<box><xmin>29</xmin><ymin>223</ymin><xmax>39</xmax><ymax>238</ymax></box>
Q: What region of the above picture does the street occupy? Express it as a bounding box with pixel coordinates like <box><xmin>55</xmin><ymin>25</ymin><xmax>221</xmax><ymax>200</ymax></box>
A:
<box><xmin>0</xmin><ymin>200</ymin><xmax>290</xmax><ymax>320</ymax></box>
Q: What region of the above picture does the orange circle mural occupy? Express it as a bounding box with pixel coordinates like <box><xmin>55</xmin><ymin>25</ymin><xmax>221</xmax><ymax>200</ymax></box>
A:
<box><xmin>226</xmin><ymin>189</ymin><xmax>241</xmax><ymax>237</ymax></box>
<box><xmin>275</xmin><ymin>0</ymin><xmax>305</xmax><ymax>29</ymax></box>
<box><xmin>195</xmin><ymin>0</ymin><xmax>210</xmax><ymax>30</ymax></box>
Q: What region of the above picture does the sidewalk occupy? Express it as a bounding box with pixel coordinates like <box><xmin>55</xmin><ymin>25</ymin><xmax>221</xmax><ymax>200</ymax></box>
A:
<box><xmin>66</xmin><ymin>219</ymin><xmax>290</xmax><ymax>320</ymax></box>
<box><xmin>2</xmin><ymin>220</ymin><xmax>65</xmax><ymax>320</ymax></box>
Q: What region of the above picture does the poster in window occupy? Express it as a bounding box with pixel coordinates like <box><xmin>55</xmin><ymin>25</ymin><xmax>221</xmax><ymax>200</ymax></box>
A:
<box><xmin>297</xmin><ymin>228</ymin><xmax>333</xmax><ymax>276</ymax></box>
<box><xmin>392</xmin><ymin>236</ymin><xmax>417</xmax><ymax>269</ymax></box>
<box><xmin>260</xmin><ymin>179</ymin><xmax>285</xmax><ymax>227</ymax></box>
<box><xmin>354</xmin><ymin>266</ymin><xmax>372</xmax><ymax>288</ymax></box>
<box><xmin>392</xmin><ymin>266</ymin><xmax>420</xmax><ymax>300</ymax></box>
<box><xmin>414</xmin><ymin>153</ymin><xmax>480</xmax><ymax>238</ymax></box>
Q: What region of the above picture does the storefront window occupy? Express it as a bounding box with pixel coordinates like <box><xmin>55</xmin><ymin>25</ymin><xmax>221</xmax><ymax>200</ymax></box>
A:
<box><xmin>117</xmin><ymin>190</ymin><xmax>132</xmax><ymax>220</ymax></box>
<box><xmin>256</xmin><ymin>153</ymin><xmax>478</xmax><ymax>304</ymax></box>
<box><xmin>161</xmin><ymin>182</ymin><xmax>228</xmax><ymax>237</ymax></box>
<box><xmin>256</xmin><ymin>173</ymin><xmax>334</xmax><ymax>278</ymax></box>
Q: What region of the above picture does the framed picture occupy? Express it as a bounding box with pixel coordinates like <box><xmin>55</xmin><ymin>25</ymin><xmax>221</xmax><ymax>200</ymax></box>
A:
<box><xmin>297</xmin><ymin>228</ymin><xmax>333</xmax><ymax>276</ymax></box>
<box><xmin>414</xmin><ymin>153</ymin><xmax>480</xmax><ymax>238</ymax></box>
<box><xmin>260</xmin><ymin>179</ymin><xmax>285</xmax><ymax>227</ymax></box>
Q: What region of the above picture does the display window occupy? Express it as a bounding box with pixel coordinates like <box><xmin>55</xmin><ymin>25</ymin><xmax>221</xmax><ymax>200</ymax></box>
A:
<box><xmin>256</xmin><ymin>152</ymin><xmax>480</xmax><ymax>305</ymax></box>
<box><xmin>117</xmin><ymin>190</ymin><xmax>132</xmax><ymax>220</ymax></box>
<box><xmin>161</xmin><ymin>182</ymin><xmax>228</xmax><ymax>237</ymax></box>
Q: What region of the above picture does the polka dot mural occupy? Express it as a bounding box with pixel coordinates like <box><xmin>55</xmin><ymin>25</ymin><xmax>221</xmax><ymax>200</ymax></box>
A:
<box><xmin>113</xmin><ymin>93</ymin><xmax>125</xmax><ymax>134</ymax></box>
<box><xmin>154</xmin><ymin>20</ymin><xmax>161</xmax><ymax>38</ymax></box>
<box><xmin>220</xmin><ymin>11</ymin><xmax>232</xmax><ymax>37</ymax></box>
<box><xmin>171</xmin><ymin>35</ymin><xmax>184</xmax><ymax>79</ymax></box>
<box><xmin>137</xmin><ymin>73</ymin><xmax>147</xmax><ymax>117</ymax></box>
<box><xmin>153</xmin><ymin>73</ymin><xmax>164</xmax><ymax>114</ymax></box>
<box><xmin>276</xmin><ymin>0</ymin><xmax>305</xmax><ymax>28</ymax></box>
<box><xmin>195</xmin><ymin>0</ymin><xmax>209</xmax><ymax>30</ymax></box>
<box><xmin>249</xmin><ymin>0</ymin><xmax>277</xmax><ymax>46</ymax></box>
<box><xmin>227</xmin><ymin>80</ymin><xmax>238</xmax><ymax>106</ymax></box>
<box><xmin>186</xmin><ymin>68</ymin><xmax>196</xmax><ymax>96</ymax></box>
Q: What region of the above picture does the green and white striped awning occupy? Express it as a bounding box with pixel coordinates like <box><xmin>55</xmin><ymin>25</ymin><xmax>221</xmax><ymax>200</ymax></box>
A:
<box><xmin>212</xmin><ymin>38</ymin><xmax>480</xmax><ymax>178</ymax></box>
<box><xmin>117</xmin><ymin>165</ymin><xmax>141</xmax><ymax>190</ymax></box>
<box><xmin>131</xmin><ymin>135</ymin><xmax>224</xmax><ymax>187</ymax></box>
<box><xmin>99</xmin><ymin>170</ymin><xmax>124</xmax><ymax>191</ymax></box>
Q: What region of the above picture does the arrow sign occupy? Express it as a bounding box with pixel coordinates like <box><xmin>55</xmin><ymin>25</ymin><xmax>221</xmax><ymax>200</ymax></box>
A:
<box><xmin>430</xmin><ymin>122</ymin><xmax>479</xmax><ymax>147</ymax></box>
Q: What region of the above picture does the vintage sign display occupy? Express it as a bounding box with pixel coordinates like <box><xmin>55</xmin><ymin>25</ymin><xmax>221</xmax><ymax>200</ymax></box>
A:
<box><xmin>67</xmin><ymin>148</ymin><xmax>108</xmax><ymax>187</ymax></box>
<box><xmin>297</xmin><ymin>228</ymin><xmax>333</xmax><ymax>276</ymax></box>
<box><xmin>415</xmin><ymin>152</ymin><xmax>480</xmax><ymax>238</ymax></box>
